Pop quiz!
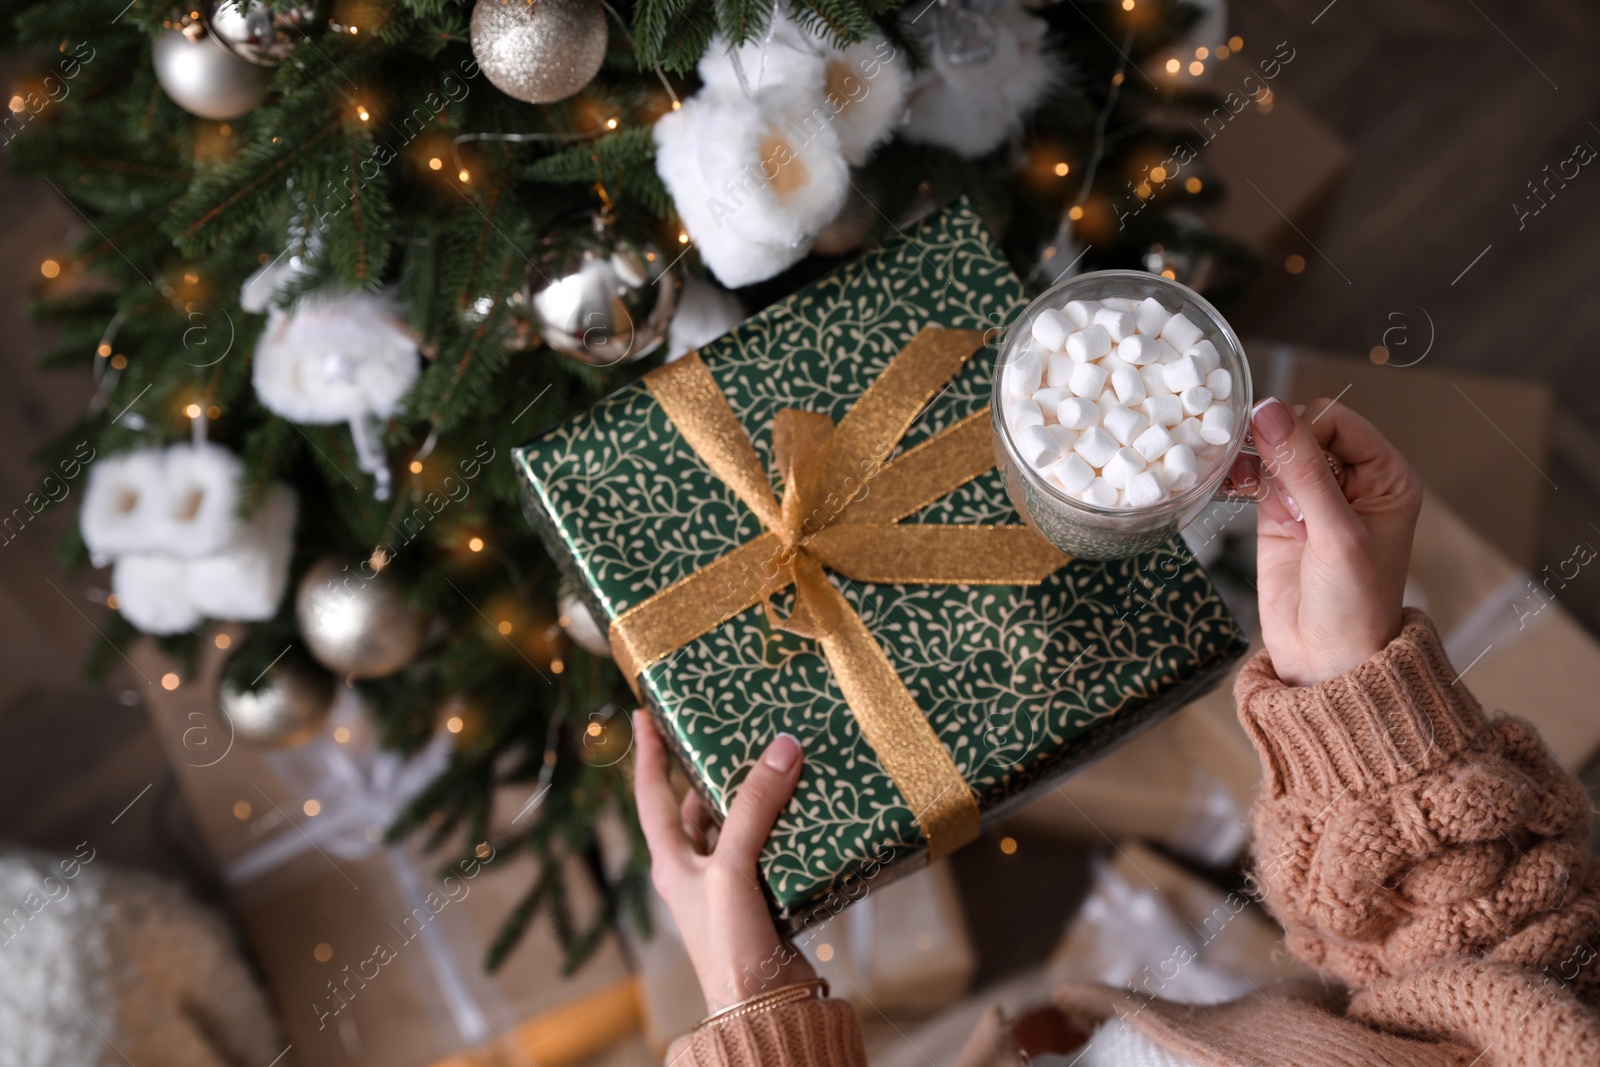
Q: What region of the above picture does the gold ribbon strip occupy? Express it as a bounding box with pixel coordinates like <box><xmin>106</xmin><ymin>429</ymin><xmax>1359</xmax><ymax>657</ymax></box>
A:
<box><xmin>609</xmin><ymin>327</ymin><xmax>1071</xmax><ymax>860</ymax></box>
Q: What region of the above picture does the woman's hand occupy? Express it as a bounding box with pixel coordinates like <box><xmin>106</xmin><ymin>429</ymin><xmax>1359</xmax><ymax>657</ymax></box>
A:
<box><xmin>632</xmin><ymin>710</ymin><xmax>816</xmax><ymax>1012</ymax></box>
<box><xmin>1240</xmin><ymin>397</ymin><xmax>1423</xmax><ymax>687</ymax></box>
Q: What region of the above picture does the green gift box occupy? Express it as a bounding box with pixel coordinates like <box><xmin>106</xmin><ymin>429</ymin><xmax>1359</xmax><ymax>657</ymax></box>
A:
<box><xmin>513</xmin><ymin>203</ymin><xmax>1247</xmax><ymax>925</ymax></box>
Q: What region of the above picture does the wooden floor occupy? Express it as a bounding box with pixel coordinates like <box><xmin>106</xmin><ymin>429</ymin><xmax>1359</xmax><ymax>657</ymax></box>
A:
<box><xmin>1228</xmin><ymin>0</ymin><xmax>1600</xmax><ymax>635</ymax></box>
<box><xmin>2</xmin><ymin>1</ymin><xmax>1600</xmax><ymax>867</ymax></box>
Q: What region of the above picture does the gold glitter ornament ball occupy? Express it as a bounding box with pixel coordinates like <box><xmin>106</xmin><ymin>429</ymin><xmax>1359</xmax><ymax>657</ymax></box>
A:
<box><xmin>470</xmin><ymin>0</ymin><xmax>608</xmax><ymax>105</ymax></box>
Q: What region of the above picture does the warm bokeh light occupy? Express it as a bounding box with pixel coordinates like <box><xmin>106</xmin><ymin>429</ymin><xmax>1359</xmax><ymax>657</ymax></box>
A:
<box><xmin>447</xmin><ymin>715</ymin><xmax>465</xmax><ymax>733</ymax></box>
<box><xmin>1195</xmin><ymin>46</ymin><xmax>1208</xmax><ymax>59</ymax></box>
<box><xmin>97</xmin><ymin>342</ymin><xmax>112</xmax><ymax>357</ymax></box>
<box><xmin>185</xmin><ymin>402</ymin><xmax>203</xmax><ymax>418</ymax></box>
<box><xmin>303</xmin><ymin>799</ymin><xmax>322</xmax><ymax>816</ymax></box>
<box><xmin>1068</xmin><ymin>205</ymin><xmax>1084</xmax><ymax>220</ymax></box>
<box><xmin>40</xmin><ymin>259</ymin><xmax>60</xmax><ymax>278</ymax></box>
<box><xmin>1150</xmin><ymin>165</ymin><xmax>1167</xmax><ymax>182</ymax></box>
<box><xmin>314</xmin><ymin>942</ymin><xmax>333</xmax><ymax>961</ymax></box>
<box><xmin>1185</xmin><ymin>176</ymin><xmax>1203</xmax><ymax>193</ymax></box>
<box><xmin>106</xmin><ymin>594</ymin><xmax>121</xmax><ymax>610</ymax></box>
<box><xmin>1285</xmin><ymin>254</ymin><xmax>1307</xmax><ymax>274</ymax></box>
<box><xmin>214</xmin><ymin>633</ymin><xmax>231</xmax><ymax>649</ymax></box>
<box><xmin>999</xmin><ymin>836</ymin><xmax>1018</xmax><ymax>855</ymax></box>
<box><xmin>670</xmin><ymin>99</ymin><xmax>681</xmax><ymax>110</ymax></box>
<box><xmin>551</xmin><ymin>658</ymin><xmax>565</xmax><ymax>674</ymax></box>
<box><xmin>333</xmin><ymin>726</ymin><xmax>352</xmax><ymax>743</ymax></box>
<box><xmin>497</xmin><ymin>620</ymin><xmax>513</xmax><ymax>635</ymax></box>
<box><xmin>1369</xmin><ymin>345</ymin><xmax>1391</xmax><ymax>365</ymax></box>
<box><xmin>1216</xmin><ymin>45</ymin><xmax>1230</xmax><ymax>59</ymax></box>
<box><xmin>356</xmin><ymin>106</ymin><xmax>370</xmax><ymax>122</ymax></box>
<box><xmin>7</xmin><ymin>95</ymin><xmax>23</xmax><ymax>112</ymax></box>
<box><xmin>161</xmin><ymin>672</ymin><xmax>180</xmax><ymax>691</ymax></box>
<box><xmin>1053</xmin><ymin>161</ymin><xmax>1070</xmax><ymax>176</ymax></box>
<box><xmin>816</xmin><ymin>944</ymin><xmax>834</xmax><ymax>962</ymax></box>
<box><xmin>110</xmin><ymin>354</ymin><xmax>128</xmax><ymax>370</ymax></box>
<box><xmin>458</xmin><ymin>169</ymin><xmax>470</xmax><ymax>182</ymax></box>
<box><xmin>468</xmin><ymin>536</ymin><xmax>484</xmax><ymax>552</ymax></box>
<box><xmin>677</xmin><ymin>230</ymin><xmax>689</xmax><ymax>244</ymax></box>
<box><xmin>1229</xmin><ymin>35</ymin><xmax>1244</xmax><ymax>50</ymax></box>
<box><xmin>233</xmin><ymin>800</ymin><xmax>251</xmax><ymax>820</ymax></box>
<box><xmin>1165</xmin><ymin>58</ymin><xmax>1180</xmax><ymax>74</ymax></box>
<box><xmin>1111</xmin><ymin>71</ymin><xmax>1124</xmax><ymax>86</ymax></box>
<box><xmin>428</xmin><ymin>157</ymin><xmax>442</xmax><ymax>170</ymax></box>
<box><xmin>605</xmin><ymin>117</ymin><xmax>618</xmax><ymax>129</ymax></box>
<box><xmin>207</xmin><ymin>404</ymin><xmax>222</xmax><ymax>419</ymax></box>
<box><xmin>1120</xmin><ymin>0</ymin><xmax>1134</xmax><ymax>8</ymax></box>
<box><xmin>409</xmin><ymin>459</ymin><xmax>423</xmax><ymax>473</ymax></box>
<box><xmin>1189</xmin><ymin>60</ymin><xmax>1204</xmax><ymax>75</ymax></box>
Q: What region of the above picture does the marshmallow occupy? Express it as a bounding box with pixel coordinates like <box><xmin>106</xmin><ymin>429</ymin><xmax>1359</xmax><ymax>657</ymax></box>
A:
<box><xmin>1125</xmin><ymin>469</ymin><xmax>1165</xmax><ymax>508</ymax></box>
<box><xmin>1200</xmin><ymin>403</ymin><xmax>1235</xmax><ymax>445</ymax></box>
<box><xmin>1048</xmin><ymin>451</ymin><xmax>1095</xmax><ymax>493</ymax></box>
<box><xmin>1102</xmin><ymin>404</ymin><xmax>1149</xmax><ymax>447</ymax></box>
<box><xmin>1093</xmin><ymin>307</ymin><xmax>1135</xmax><ymax>342</ymax></box>
<box><xmin>1185</xmin><ymin>340</ymin><xmax>1221</xmax><ymax>376</ymax></box>
<box><xmin>1046</xmin><ymin>353</ymin><xmax>1074</xmax><ymax>388</ymax></box>
<box><xmin>1055</xmin><ymin>396</ymin><xmax>1099</xmax><ymax>429</ymax></box>
<box><xmin>1110</xmin><ymin>366</ymin><xmax>1147</xmax><ymax>406</ymax></box>
<box><xmin>1159</xmin><ymin>312</ymin><xmax>1204</xmax><ymax>352</ymax></box>
<box><xmin>1097</xmin><ymin>389</ymin><xmax>1119</xmax><ymax>415</ymax></box>
<box><xmin>1142</xmin><ymin>394</ymin><xmax>1183</xmax><ymax>427</ymax></box>
<box><xmin>1163</xmin><ymin>444</ymin><xmax>1199</xmax><ymax>491</ymax></box>
<box><xmin>1118</xmin><ymin>335</ymin><xmax>1175</xmax><ymax>366</ymax></box>
<box><xmin>1179</xmin><ymin>384</ymin><xmax>1214</xmax><ymax>417</ymax></box>
<box><xmin>1132</xmin><ymin>423</ymin><xmax>1175</xmax><ymax>463</ymax></box>
<box><xmin>1007</xmin><ymin>348</ymin><xmax>1043</xmax><ymax>396</ymax></box>
<box><xmin>1068</xmin><ymin>360</ymin><xmax>1109</xmax><ymax>398</ymax></box>
<box><xmin>1134</xmin><ymin>297</ymin><xmax>1172</xmax><ymax>337</ymax></box>
<box><xmin>1063</xmin><ymin>299</ymin><xmax>1098</xmax><ymax>327</ymax></box>
<box><xmin>1162</xmin><ymin>355</ymin><xmax>1203</xmax><ymax>393</ymax></box>
<box><xmin>1101</xmin><ymin>351</ymin><xmax>1136</xmax><ymax>378</ymax></box>
<box><xmin>1102</xmin><ymin>447</ymin><xmax>1146</xmax><ymax>490</ymax></box>
<box><xmin>1031</xmin><ymin>308</ymin><xmax>1073</xmax><ymax>351</ymax></box>
<box><xmin>1048</xmin><ymin>424</ymin><xmax>1079</xmax><ymax>452</ymax></box>
<box><xmin>1014</xmin><ymin>423</ymin><xmax>1059</xmax><ymax>468</ymax></box>
<box><xmin>1007</xmin><ymin>397</ymin><xmax>1044</xmax><ymax>431</ymax></box>
<box><xmin>1102</xmin><ymin>297</ymin><xmax>1139</xmax><ymax>314</ymax></box>
<box><xmin>1078</xmin><ymin>477</ymin><xmax>1119</xmax><ymax>508</ymax></box>
<box><xmin>1205</xmin><ymin>367</ymin><xmax>1232</xmax><ymax>401</ymax></box>
<box><xmin>1066</xmin><ymin>324</ymin><xmax>1112</xmax><ymax>362</ymax></box>
<box><xmin>1139</xmin><ymin>363</ymin><xmax>1172</xmax><ymax>398</ymax></box>
<box><xmin>1073</xmin><ymin>425</ymin><xmax>1118</xmax><ymax>468</ymax></box>
<box><xmin>1174</xmin><ymin>417</ymin><xmax>1206</xmax><ymax>449</ymax></box>
<box><xmin>1034</xmin><ymin>386</ymin><xmax>1066</xmax><ymax>412</ymax></box>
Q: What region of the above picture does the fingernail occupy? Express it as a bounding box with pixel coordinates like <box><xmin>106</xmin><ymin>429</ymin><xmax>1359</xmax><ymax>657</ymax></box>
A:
<box><xmin>762</xmin><ymin>732</ymin><xmax>802</xmax><ymax>772</ymax></box>
<box><xmin>1279</xmin><ymin>489</ymin><xmax>1303</xmax><ymax>522</ymax></box>
<box><xmin>1251</xmin><ymin>397</ymin><xmax>1296</xmax><ymax>447</ymax></box>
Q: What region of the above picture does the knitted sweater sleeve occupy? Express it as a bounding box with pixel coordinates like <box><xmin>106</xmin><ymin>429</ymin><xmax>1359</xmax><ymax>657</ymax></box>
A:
<box><xmin>1234</xmin><ymin>608</ymin><xmax>1600</xmax><ymax>1009</ymax></box>
<box><xmin>662</xmin><ymin>998</ymin><xmax>868</xmax><ymax>1067</ymax></box>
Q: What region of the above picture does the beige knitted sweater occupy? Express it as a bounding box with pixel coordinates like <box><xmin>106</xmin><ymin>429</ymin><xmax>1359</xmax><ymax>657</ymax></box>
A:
<box><xmin>666</xmin><ymin>611</ymin><xmax>1600</xmax><ymax>1067</ymax></box>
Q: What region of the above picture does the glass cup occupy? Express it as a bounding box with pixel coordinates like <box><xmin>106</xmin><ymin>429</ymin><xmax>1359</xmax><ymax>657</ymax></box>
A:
<box><xmin>992</xmin><ymin>270</ymin><xmax>1253</xmax><ymax>560</ymax></box>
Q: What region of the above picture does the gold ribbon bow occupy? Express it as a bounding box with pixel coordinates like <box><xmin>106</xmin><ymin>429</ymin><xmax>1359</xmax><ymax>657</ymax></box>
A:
<box><xmin>610</xmin><ymin>327</ymin><xmax>1071</xmax><ymax>859</ymax></box>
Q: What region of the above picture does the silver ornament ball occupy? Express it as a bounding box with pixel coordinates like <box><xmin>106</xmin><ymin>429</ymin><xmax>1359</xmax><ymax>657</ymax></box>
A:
<box><xmin>295</xmin><ymin>557</ymin><xmax>426</xmax><ymax>678</ymax></box>
<box><xmin>201</xmin><ymin>0</ymin><xmax>323</xmax><ymax>65</ymax></box>
<box><xmin>470</xmin><ymin>0</ymin><xmax>608</xmax><ymax>105</ymax></box>
<box><xmin>533</xmin><ymin>229</ymin><xmax>679</xmax><ymax>366</ymax></box>
<box><xmin>219</xmin><ymin>659</ymin><xmax>335</xmax><ymax>747</ymax></box>
<box><xmin>153</xmin><ymin>28</ymin><xmax>270</xmax><ymax>120</ymax></box>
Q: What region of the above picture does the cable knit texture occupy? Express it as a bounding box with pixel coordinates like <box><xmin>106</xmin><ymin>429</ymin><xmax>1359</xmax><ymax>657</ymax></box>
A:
<box><xmin>660</xmin><ymin>610</ymin><xmax>1600</xmax><ymax>1067</ymax></box>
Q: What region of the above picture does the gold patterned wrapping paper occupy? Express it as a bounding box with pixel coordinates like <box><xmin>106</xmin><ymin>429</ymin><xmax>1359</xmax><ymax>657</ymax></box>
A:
<box><xmin>513</xmin><ymin>203</ymin><xmax>1247</xmax><ymax>923</ymax></box>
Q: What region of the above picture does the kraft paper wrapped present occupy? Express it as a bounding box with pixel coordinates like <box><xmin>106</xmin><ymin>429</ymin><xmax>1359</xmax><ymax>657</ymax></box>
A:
<box><xmin>132</xmin><ymin>634</ymin><xmax>646</xmax><ymax>1067</ymax></box>
<box><xmin>514</xmin><ymin>203</ymin><xmax>1248</xmax><ymax>925</ymax></box>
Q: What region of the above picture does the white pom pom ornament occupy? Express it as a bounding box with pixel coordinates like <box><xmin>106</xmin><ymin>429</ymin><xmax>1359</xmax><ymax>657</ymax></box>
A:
<box><xmin>79</xmin><ymin>449</ymin><xmax>167</xmax><ymax>565</ymax></box>
<box><xmin>901</xmin><ymin>0</ymin><xmax>1055</xmax><ymax>157</ymax></box>
<box><xmin>252</xmin><ymin>290</ymin><xmax>419</xmax><ymax>424</ymax></box>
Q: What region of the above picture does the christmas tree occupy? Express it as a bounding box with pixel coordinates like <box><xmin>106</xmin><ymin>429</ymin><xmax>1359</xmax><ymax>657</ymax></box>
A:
<box><xmin>2</xmin><ymin>0</ymin><xmax>1251</xmax><ymax>971</ymax></box>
